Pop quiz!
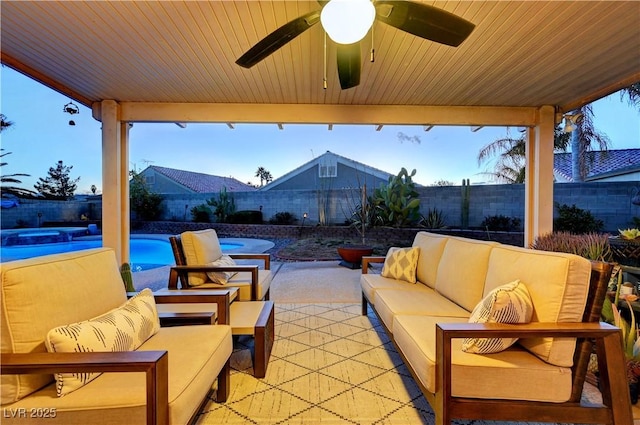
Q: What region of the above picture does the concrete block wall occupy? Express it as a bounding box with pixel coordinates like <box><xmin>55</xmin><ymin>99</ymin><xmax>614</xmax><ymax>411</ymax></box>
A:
<box><xmin>2</xmin><ymin>182</ymin><xmax>637</xmax><ymax>232</ymax></box>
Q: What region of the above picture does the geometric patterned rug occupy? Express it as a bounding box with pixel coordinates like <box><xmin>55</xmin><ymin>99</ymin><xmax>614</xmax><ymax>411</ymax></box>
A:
<box><xmin>195</xmin><ymin>303</ymin><xmax>577</xmax><ymax>425</ymax></box>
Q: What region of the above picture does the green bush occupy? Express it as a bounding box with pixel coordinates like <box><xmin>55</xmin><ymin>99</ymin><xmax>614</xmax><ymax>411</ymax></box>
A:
<box><xmin>228</xmin><ymin>210</ymin><xmax>263</xmax><ymax>224</ymax></box>
<box><xmin>481</xmin><ymin>215</ymin><xmax>521</xmax><ymax>231</ymax></box>
<box><xmin>190</xmin><ymin>204</ymin><xmax>212</xmax><ymax>223</ymax></box>
<box><xmin>269</xmin><ymin>211</ymin><xmax>296</xmax><ymax>225</ymax></box>
<box><xmin>554</xmin><ymin>203</ymin><xmax>604</xmax><ymax>234</ymax></box>
<box><xmin>372</xmin><ymin>167</ymin><xmax>421</xmax><ymax>227</ymax></box>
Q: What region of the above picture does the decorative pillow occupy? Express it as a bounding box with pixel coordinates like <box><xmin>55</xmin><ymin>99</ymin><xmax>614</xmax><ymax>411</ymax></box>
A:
<box><xmin>206</xmin><ymin>254</ymin><xmax>238</xmax><ymax>284</ymax></box>
<box><xmin>462</xmin><ymin>280</ymin><xmax>533</xmax><ymax>354</ymax></box>
<box><xmin>45</xmin><ymin>288</ymin><xmax>160</xmax><ymax>396</ymax></box>
<box><xmin>381</xmin><ymin>247</ymin><xmax>420</xmax><ymax>284</ymax></box>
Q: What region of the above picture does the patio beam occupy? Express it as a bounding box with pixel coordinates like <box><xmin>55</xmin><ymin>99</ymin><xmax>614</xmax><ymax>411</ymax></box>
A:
<box><xmin>107</xmin><ymin>103</ymin><xmax>538</xmax><ymax>127</ymax></box>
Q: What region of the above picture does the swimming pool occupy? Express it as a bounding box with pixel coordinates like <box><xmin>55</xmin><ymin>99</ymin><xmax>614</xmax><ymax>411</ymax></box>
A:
<box><xmin>0</xmin><ymin>233</ymin><xmax>244</xmax><ymax>271</ymax></box>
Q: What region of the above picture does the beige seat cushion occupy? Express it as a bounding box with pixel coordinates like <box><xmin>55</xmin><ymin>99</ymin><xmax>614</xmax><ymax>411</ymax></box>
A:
<box><xmin>1</xmin><ymin>248</ymin><xmax>127</xmax><ymax>404</ymax></box>
<box><xmin>434</xmin><ymin>237</ymin><xmax>498</xmax><ymax>312</ymax></box>
<box><xmin>360</xmin><ymin>274</ymin><xmax>430</xmax><ymax>307</ymax></box>
<box><xmin>0</xmin><ymin>325</ymin><xmax>233</xmax><ymax>425</ymax></box>
<box><xmin>180</xmin><ymin>229</ymin><xmax>224</xmax><ymax>286</ymax></box>
<box><xmin>195</xmin><ymin>269</ymin><xmax>272</xmax><ymax>301</ymax></box>
<box><xmin>374</xmin><ymin>288</ymin><xmax>470</xmax><ymax>333</ymax></box>
<box><xmin>485</xmin><ymin>245</ymin><xmax>591</xmax><ymax>367</ymax></box>
<box><xmin>392</xmin><ymin>314</ymin><xmax>573</xmax><ymax>402</ymax></box>
<box><xmin>411</xmin><ymin>232</ymin><xmax>449</xmax><ymax>288</ymax></box>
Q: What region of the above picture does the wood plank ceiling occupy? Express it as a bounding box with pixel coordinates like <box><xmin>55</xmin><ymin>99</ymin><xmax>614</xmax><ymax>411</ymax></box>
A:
<box><xmin>2</xmin><ymin>1</ymin><xmax>639</xmax><ymax>116</ymax></box>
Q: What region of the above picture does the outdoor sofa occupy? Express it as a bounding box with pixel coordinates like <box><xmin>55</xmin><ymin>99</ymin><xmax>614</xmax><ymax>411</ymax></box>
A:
<box><xmin>361</xmin><ymin>231</ymin><xmax>632</xmax><ymax>424</ymax></box>
<box><xmin>1</xmin><ymin>248</ymin><xmax>233</xmax><ymax>425</ymax></box>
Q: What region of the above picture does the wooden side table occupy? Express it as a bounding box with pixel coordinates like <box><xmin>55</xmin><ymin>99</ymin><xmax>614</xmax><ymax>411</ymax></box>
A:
<box><xmin>230</xmin><ymin>301</ymin><xmax>275</xmax><ymax>378</ymax></box>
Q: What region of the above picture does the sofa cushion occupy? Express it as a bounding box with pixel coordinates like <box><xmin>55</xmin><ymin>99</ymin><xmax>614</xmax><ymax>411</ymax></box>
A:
<box><xmin>434</xmin><ymin>237</ymin><xmax>498</xmax><ymax>312</ymax></box>
<box><xmin>392</xmin><ymin>314</ymin><xmax>573</xmax><ymax>402</ymax></box>
<box><xmin>462</xmin><ymin>280</ymin><xmax>533</xmax><ymax>354</ymax></box>
<box><xmin>181</xmin><ymin>229</ymin><xmax>224</xmax><ymax>285</ymax></box>
<box><xmin>381</xmin><ymin>247</ymin><xmax>420</xmax><ymax>284</ymax></box>
<box><xmin>484</xmin><ymin>245</ymin><xmax>591</xmax><ymax>367</ymax></box>
<box><xmin>361</xmin><ymin>274</ymin><xmax>427</xmax><ymax>307</ymax></box>
<box><xmin>0</xmin><ymin>325</ymin><xmax>233</xmax><ymax>425</ymax></box>
<box><xmin>1</xmin><ymin>248</ymin><xmax>127</xmax><ymax>404</ymax></box>
<box><xmin>206</xmin><ymin>255</ymin><xmax>238</xmax><ymax>284</ymax></box>
<box><xmin>45</xmin><ymin>289</ymin><xmax>161</xmax><ymax>396</ymax></box>
<box><xmin>412</xmin><ymin>232</ymin><xmax>449</xmax><ymax>288</ymax></box>
<box><xmin>374</xmin><ymin>288</ymin><xmax>470</xmax><ymax>333</ymax></box>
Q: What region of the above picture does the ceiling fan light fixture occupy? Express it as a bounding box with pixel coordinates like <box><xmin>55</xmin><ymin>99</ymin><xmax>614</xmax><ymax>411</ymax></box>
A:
<box><xmin>321</xmin><ymin>0</ymin><xmax>375</xmax><ymax>45</ymax></box>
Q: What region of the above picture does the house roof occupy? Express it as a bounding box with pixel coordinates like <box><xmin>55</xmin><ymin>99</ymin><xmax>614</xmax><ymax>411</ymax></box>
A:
<box><xmin>147</xmin><ymin>165</ymin><xmax>255</xmax><ymax>193</ymax></box>
<box><xmin>2</xmin><ymin>1</ymin><xmax>639</xmax><ymax>124</ymax></box>
<box><xmin>554</xmin><ymin>148</ymin><xmax>640</xmax><ymax>182</ymax></box>
<box><xmin>261</xmin><ymin>151</ymin><xmax>394</xmax><ymax>190</ymax></box>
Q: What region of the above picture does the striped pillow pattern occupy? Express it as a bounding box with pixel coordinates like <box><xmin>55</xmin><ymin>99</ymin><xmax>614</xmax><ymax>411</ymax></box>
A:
<box><xmin>462</xmin><ymin>280</ymin><xmax>533</xmax><ymax>354</ymax></box>
<box><xmin>45</xmin><ymin>288</ymin><xmax>160</xmax><ymax>396</ymax></box>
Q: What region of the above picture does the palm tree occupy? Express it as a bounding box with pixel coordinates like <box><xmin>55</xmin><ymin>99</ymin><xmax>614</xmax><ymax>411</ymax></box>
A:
<box><xmin>567</xmin><ymin>104</ymin><xmax>610</xmax><ymax>182</ymax></box>
<box><xmin>255</xmin><ymin>167</ymin><xmax>272</xmax><ymax>187</ymax></box>
<box><xmin>620</xmin><ymin>82</ymin><xmax>640</xmax><ymax>107</ymax></box>
<box><xmin>477</xmin><ymin>127</ymin><xmax>569</xmax><ymax>183</ymax></box>
<box><xmin>0</xmin><ymin>114</ymin><xmax>36</xmax><ymax>198</ymax></box>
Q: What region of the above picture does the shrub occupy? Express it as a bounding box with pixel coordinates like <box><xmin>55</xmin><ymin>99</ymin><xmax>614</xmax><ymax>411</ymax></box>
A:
<box><xmin>206</xmin><ymin>187</ymin><xmax>236</xmax><ymax>223</ymax></box>
<box><xmin>554</xmin><ymin>203</ymin><xmax>604</xmax><ymax>233</ymax></box>
<box><xmin>269</xmin><ymin>211</ymin><xmax>296</xmax><ymax>225</ymax></box>
<box><xmin>228</xmin><ymin>210</ymin><xmax>263</xmax><ymax>224</ymax></box>
<box><xmin>481</xmin><ymin>215</ymin><xmax>521</xmax><ymax>231</ymax></box>
<box><xmin>190</xmin><ymin>204</ymin><xmax>212</xmax><ymax>223</ymax></box>
<box><xmin>530</xmin><ymin>231</ymin><xmax>611</xmax><ymax>262</ymax></box>
<box><xmin>420</xmin><ymin>208</ymin><xmax>447</xmax><ymax>229</ymax></box>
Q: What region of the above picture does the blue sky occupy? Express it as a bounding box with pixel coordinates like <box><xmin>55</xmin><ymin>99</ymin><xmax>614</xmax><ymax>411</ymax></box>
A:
<box><xmin>2</xmin><ymin>66</ymin><xmax>639</xmax><ymax>194</ymax></box>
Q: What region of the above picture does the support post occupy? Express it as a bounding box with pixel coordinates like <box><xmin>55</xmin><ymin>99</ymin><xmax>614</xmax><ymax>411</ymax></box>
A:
<box><xmin>524</xmin><ymin>105</ymin><xmax>555</xmax><ymax>247</ymax></box>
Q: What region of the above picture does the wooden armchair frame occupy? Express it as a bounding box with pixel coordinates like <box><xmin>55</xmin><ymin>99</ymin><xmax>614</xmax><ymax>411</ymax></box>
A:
<box><xmin>1</xmin><ymin>290</ymin><xmax>234</xmax><ymax>425</ymax></box>
<box><xmin>169</xmin><ymin>235</ymin><xmax>271</xmax><ymax>301</ymax></box>
<box><xmin>363</xmin><ymin>258</ymin><xmax>633</xmax><ymax>424</ymax></box>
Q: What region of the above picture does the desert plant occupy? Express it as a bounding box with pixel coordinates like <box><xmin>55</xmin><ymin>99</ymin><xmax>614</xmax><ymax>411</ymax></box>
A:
<box><xmin>190</xmin><ymin>204</ymin><xmax>212</xmax><ymax>223</ymax></box>
<box><xmin>530</xmin><ymin>231</ymin><xmax>611</xmax><ymax>262</ymax></box>
<box><xmin>481</xmin><ymin>215</ymin><xmax>521</xmax><ymax>231</ymax></box>
<box><xmin>420</xmin><ymin>208</ymin><xmax>447</xmax><ymax>229</ymax></box>
<box><xmin>372</xmin><ymin>167</ymin><xmax>421</xmax><ymax>227</ymax></box>
<box><xmin>227</xmin><ymin>210</ymin><xmax>263</xmax><ymax>224</ymax></box>
<box><xmin>554</xmin><ymin>203</ymin><xmax>604</xmax><ymax>233</ymax></box>
<box><xmin>207</xmin><ymin>187</ymin><xmax>236</xmax><ymax>223</ymax></box>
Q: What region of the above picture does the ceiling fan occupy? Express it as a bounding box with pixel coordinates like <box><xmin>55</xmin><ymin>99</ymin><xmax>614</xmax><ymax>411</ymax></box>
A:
<box><xmin>236</xmin><ymin>0</ymin><xmax>475</xmax><ymax>90</ymax></box>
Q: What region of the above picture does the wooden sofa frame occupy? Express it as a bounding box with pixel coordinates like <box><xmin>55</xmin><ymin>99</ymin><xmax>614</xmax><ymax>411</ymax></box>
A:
<box><xmin>169</xmin><ymin>235</ymin><xmax>270</xmax><ymax>301</ymax></box>
<box><xmin>362</xmin><ymin>258</ymin><xmax>633</xmax><ymax>424</ymax></box>
<box><xmin>1</xmin><ymin>290</ymin><xmax>233</xmax><ymax>425</ymax></box>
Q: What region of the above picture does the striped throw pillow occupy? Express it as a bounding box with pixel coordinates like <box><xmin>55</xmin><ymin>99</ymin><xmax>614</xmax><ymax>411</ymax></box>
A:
<box><xmin>45</xmin><ymin>288</ymin><xmax>160</xmax><ymax>396</ymax></box>
<box><xmin>462</xmin><ymin>280</ymin><xmax>533</xmax><ymax>354</ymax></box>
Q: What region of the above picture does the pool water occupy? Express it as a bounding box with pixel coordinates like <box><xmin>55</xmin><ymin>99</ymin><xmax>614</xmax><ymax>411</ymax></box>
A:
<box><xmin>0</xmin><ymin>238</ymin><xmax>242</xmax><ymax>271</ymax></box>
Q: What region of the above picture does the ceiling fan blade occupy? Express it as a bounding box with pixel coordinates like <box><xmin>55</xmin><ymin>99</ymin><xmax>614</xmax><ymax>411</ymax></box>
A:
<box><xmin>236</xmin><ymin>10</ymin><xmax>321</xmax><ymax>68</ymax></box>
<box><xmin>375</xmin><ymin>1</ymin><xmax>475</xmax><ymax>47</ymax></box>
<box><xmin>336</xmin><ymin>43</ymin><xmax>361</xmax><ymax>90</ymax></box>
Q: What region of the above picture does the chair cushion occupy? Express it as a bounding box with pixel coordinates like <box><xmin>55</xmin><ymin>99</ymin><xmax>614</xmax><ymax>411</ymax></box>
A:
<box><xmin>381</xmin><ymin>247</ymin><xmax>420</xmax><ymax>284</ymax></box>
<box><xmin>462</xmin><ymin>280</ymin><xmax>533</xmax><ymax>354</ymax></box>
<box><xmin>45</xmin><ymin>289</ymin><xmax>160</xmax><ymax>396</ymax></box>
<box><xmin>195</xmin><ymin>270</ymin><xmax>272</xmax><ymax>301</ymax></box>
<box><xmin>206</xmin><ymin>255</ymin><xmax>238</xmax><ymax>284</ymax></box>
<box><xmin>181</xmin><ymin>229</ymin><xmax>224</xmax><ymax>285</ymax></box>
<box><xmin>1</xmin><ymin>248</ymin><xmax>127</xmax><ymax>404</ymax></box>
<box><xmin>0</xmin><ymin>326</ymin><xmax>233</xmax><ymax>425</ymax></box>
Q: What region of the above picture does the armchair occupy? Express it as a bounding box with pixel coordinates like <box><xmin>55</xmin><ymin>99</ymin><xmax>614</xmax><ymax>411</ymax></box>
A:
<box><xmin>168</xmin><ymin>229</ymin><xmax>272</xmax><ymax>301</ymax></box>
<box><xmin>0</xmin><ymin>248</ymin><xmax>233</xmax><ymax>425</ymax></box>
